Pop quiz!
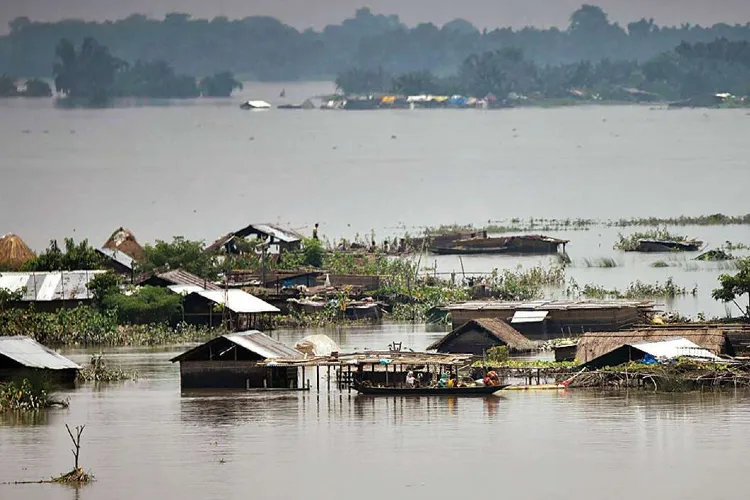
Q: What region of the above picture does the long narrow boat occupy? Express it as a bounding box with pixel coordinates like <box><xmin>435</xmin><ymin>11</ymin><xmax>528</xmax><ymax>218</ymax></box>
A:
<box><xmin>351</xmin><ymin>383</ymin><xmax>508</xmax><ymax>396</ymax></box>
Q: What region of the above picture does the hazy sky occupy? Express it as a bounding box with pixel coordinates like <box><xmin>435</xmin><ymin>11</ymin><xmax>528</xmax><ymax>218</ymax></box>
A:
<box><xmin>3</xmin><ymin>0</ymin><xmax>750</xmax><ymax>33</ymax></box>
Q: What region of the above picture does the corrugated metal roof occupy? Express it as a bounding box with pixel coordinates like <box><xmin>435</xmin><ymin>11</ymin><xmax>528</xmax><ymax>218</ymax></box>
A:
<box><xmin>224</xmin><ymin>331</ymin><xmax>300</xmax><ymax>359</ymax></box>
<box><xmin>235</xmin><ymin>223</ymin><xmax>303</xmax><ymax>244</ymax></box>
<box><xmin>153</xmin><ymin>270</ymin><xmax>222</xmax><ymax>291</ymax></box>
<box><xmin>0</xmin><ymin>271</ymin><xmax>104</xmax><ymax>302</ymax></box>
<box><xmin>96</xmin><ymin>248</ymin><xmax>134</xmax><ymax>270</ymax></box>
<box><xmin>167</xmin><ymin>284</ymin><xmax>205</xmax><ymax>295</ymax></box>
<box><xmin>192</xmin><ymin>289</ymin><xmax>280</xmax><ymax>314</ymax></box>
<box><xmin>0</xmin><ymin>336</ymin><xmax>81</xmax><ymax>370</ymax></box>
<box><xmin>510</xmin><ymin>310</ymin><xmax>549</xmax><ymax>324</ymax></box>
<box><xmin>631</xmin><ymin>338</ymin><xmax>722</xmax><ymax>361</ymax></box>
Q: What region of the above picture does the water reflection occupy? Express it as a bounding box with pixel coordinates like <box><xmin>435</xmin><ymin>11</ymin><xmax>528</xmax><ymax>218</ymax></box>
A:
<box><xmin>0</xmin><ymin>409</ymin><xmax>51</xmax><ymax>427</ymax></box>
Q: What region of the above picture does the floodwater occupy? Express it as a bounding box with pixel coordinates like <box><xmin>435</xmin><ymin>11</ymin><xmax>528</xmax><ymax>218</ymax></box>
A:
<box><xmin>2</xmin><ymin>324</ymin><xmax>750</xmax><ymax>500</ymax></box>
<box><xmin>2</xmin><ymin>82</ymin><xmax>749</xmax><ymax>318</ymax></box>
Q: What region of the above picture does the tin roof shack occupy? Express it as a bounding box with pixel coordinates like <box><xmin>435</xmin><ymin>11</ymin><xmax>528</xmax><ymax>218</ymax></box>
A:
<box><xmin>137</xmin><ymin>269</ymin><xmax>222</xmax><ymax>291</ymax></box>
<box><xmin>207</xmin><ymin>223</ymin><xmax>303</xmax><ymax>256</ymax></box>
<box><xmin>183</xmin><ymin>289</ymin><xmax>280</xmax><ymax>330</ymax></box>
<box><xmin>0</xmin><ymin>270</ymin><xmax>104</xmax><ymax>312</ymax></box>
<box><xmin>96</xmin><ymin>248</ymin><xmax>135</xmax><ymax>278</ymax></box>
<box><xmin>171</xmin><ymin>331</ymin><xmax>302</xmax><ymax>389</ymax></box>
<box><xmin>0</xmin><ymin>336</ymin><xmax>80</xmax><ymax>385</ymax></box>
<box><xmin>426</xmin><ymin>318</ymin><xmax>536</xmax><ymax>356</ymax></box>
<box><xmin>575</xmin><ymin>328</ymin><xmax>735</xmax><ymax>365</ymax></box>
<box><xmin>582</xmin><ymin>338</ymin><xmax>725</xmax><ymax>370</ymax></box>
<box><xmin>448</xmin><ymin>300</ymin><xmax>656</xmax><ymax>338</ymax></box>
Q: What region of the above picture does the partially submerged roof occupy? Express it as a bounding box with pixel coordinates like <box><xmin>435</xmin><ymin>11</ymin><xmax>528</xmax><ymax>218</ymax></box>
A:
<box><xmin>447</xmin><ymin>299</ymin><xmax>656</xmax><ymax>312</ymax></box>
<box><xmin>188</xmin><ymin>289</ymin><xmax>280</xmax><ymax>314</ymax></box>
<box><xmin>426</xmin><ymin>318</ymin><xmax>536</xmax><ymax>352</ymax></box>
<box><xmin>0</xmin><ymin>336</ymin><xmax>81</xmax><ymax>370</ymax></box>
<box><xmin>96</xmin><ymin>247</ymin><xmax>134</xmax><ymax>271</ymax></box>
<box><xmin>0</xmin><ymin>271</ymin><xmax>104</xmax><ymax>301</ymax></box>
<box><xmin>576</xmin><ymin>327</ymin><xmax>734</xmax><ymax>363</ymax></box>
<box><xmin>171</xmin><ymin>331</ymin><xmax>300</xmax><ymax>362</ymax></box>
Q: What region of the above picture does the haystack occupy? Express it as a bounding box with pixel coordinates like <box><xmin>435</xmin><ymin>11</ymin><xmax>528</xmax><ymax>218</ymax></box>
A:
<box><xmin>0</xmin><ymin>233</ymin><xmax>36</xmax><ymax>270</ymax></box>
<box><xmin>103</xmin><ymin>227</ymin><xmax>145</xmax><ymax>261</ymax></box>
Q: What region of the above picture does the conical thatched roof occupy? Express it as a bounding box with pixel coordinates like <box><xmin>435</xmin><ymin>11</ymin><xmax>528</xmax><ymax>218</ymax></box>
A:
<box><xmin>103</xmin><ymin>227</ymin><xmax>145</xmax><ymax>261</ymax></box>
<box><xmin>0</xmin><ymin>233</ymin><xmax>36</xmax><ymax>270</ymax></box>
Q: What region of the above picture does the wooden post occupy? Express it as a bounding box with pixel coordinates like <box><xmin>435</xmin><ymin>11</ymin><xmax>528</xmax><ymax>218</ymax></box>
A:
<box><xmin>316</xmin><ymin>365</ymin><xmax>320</xmax><ymax>392</ymax></box>
<box><xmin>327</xmin><ymin>365</ymin><xmax>331</xmax><ymax>392</ymax></box>
<box><xmin>347</xmin><ymin>365</ymin><xmax>352</xmax><ymax>393</ymax></box>
<box><xmin>385</xmin><ymin>364</ymin><xmax>389</xmax><ymax>386</ymax></box>
<box><xmin>302</xmin><ymin>366</ymin><xmax>306</xmax><ymax>390</ymax></box>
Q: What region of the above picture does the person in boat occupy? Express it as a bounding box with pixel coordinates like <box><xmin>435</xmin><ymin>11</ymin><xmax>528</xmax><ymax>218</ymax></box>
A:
<box><xmin>437</xmin><ymin>373</ymin><xmax>450</xmax><ymax>388</ymax></box>
<box><xmin>483</xmin><ymin>371</ymin><xmax>501</xmax><ymax>387</ymax></box>
<box><xmin>405</xmin><ymin>371</ymin><xmax>415</xmax><ymax>388</ymax></box>
<box><xmin>447</xmin><ymin>374</ymin><xmax>458</xmax><ymax>388</ymax></box>
<box><xmin>312</xmin><ymin>223</ymin><xmax>319</xmax><ymax>240</ymax></box>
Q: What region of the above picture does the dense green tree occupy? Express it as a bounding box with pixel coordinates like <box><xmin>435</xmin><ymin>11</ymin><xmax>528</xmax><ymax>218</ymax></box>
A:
<box><xmin>199</xmin><ymin>71</ymin><xmax>243</xmax><ymax>97</ymax></box>
<box><xmin>23</xmin><ymin>78</ymin><xmax>52</xmax><ymax>96</ymax></box>
<box><xmin>459</xmin><ymin>47</ymin><xmax>537</xmax><ymax>98</ymax></box>
<box><xmin>712</xmin><ymin>258</ymin><xmax>750</xmax><ymax>319</ymax></box>
<box><xmin>114</xmin><ymin>60</ymin><xmax>199</xmax><ymax>98</ymax></box>
<box><xmin>53</xmin><ymin>37</ymin><xmax>125</xmax><ymax>103</ymax></box>
<box><xmin>0</xmin><ymin>75</ymin><xmax>19</xmax><ymax>96</ymax></box>
<box><xmin>24</xmin><ymin>238</ymin><xmax>103</xmax><ymax>271</ymax></box>
<box><xmin>138</xmin><ymin>237</ymin><xmax>218</xmax><ymax>280</ymax></box>
<box><xmin>391</xmin><ymin>71</ymin><xmax>439</xmax><ymax>95</ymax></box>
<box><xmin>335</xmin><ymin>67</ymin><xmax>391</xmax><ymax>94</ymax></box>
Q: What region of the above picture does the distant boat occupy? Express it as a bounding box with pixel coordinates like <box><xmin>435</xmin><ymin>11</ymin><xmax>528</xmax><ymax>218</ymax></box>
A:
<box><xmin>240</xmin><ymin>100</ymin><xmax>272</xmax><ymax>110</ymax></box>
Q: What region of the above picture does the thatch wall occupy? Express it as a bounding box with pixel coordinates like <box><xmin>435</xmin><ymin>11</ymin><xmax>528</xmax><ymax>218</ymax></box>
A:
<box><xmin>0</xmin><ymin>234</ymin><xmax>35</xmax><ymax>270</ymax></box>
<box><xmin>576</xmin><ymin>327</ymin><xmax>735</xmax><ymax>363</ymax></box>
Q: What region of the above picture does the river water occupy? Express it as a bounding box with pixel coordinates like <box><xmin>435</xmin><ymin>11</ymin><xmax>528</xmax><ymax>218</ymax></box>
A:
<box><xmin>2</xmin><ymin>83</ymin><xmax>749</xmax><ymax>318</ymax></box>
<box><xmin>2</xmin><ymin>325</ymin><xmax>750</xmax><ymax>500</ymax></box>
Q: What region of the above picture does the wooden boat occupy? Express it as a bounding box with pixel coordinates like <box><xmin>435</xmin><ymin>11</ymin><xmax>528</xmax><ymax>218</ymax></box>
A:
<box><xmin>351</xmin><ymin>383</ymin><xmax>508</xmax><ymax>396</ymax></box>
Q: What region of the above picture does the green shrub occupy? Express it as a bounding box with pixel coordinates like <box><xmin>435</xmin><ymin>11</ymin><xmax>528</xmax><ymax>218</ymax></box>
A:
<box><xmin>486</xmin><ymin>345</ymin><xmax>509</xmax><ymax>362</ymax></box>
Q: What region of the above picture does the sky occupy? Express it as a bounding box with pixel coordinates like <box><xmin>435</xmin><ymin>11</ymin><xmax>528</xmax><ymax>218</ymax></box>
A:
<box><xmin>2</xmin><ymin>0</ymin><xmax>750</xmax><ymax>33</ymax></box>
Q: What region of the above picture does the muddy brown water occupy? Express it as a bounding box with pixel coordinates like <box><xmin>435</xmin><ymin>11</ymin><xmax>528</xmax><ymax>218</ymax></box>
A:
<box><xmin>2</xmin><ymin>324</ymin><xmax>750</xmax><ymax>500</ymax></box>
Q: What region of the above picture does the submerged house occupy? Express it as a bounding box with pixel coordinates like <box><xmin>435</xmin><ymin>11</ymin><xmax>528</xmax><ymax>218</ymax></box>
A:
<box><xmin>0</xmin><ymin>336</ymin><xmax>80</xmax><ymax>385</ymax></box>
<box><xmin>426</xmin><ymin>318</ymin><xmax>536</xmax><ymax>355</ymax></box>
<box><xmin>182</xmin><ymin>289</ymin><xmax>280</xmax><ymax>330</ymax></box>
<box><xmin>576</xmin><ymin>328</ymin><xmax>735</xmax><ymax>366</ymax></box>
<box><xmin>207</xmin><ymin>223</ymin><xmax>304</xmax><ymax>256</ymax></box>
<box><xmin>171</xmin><ymin>331</ymin><xmax>302</xmax><ymax>389</ymax></box>
<box><xmin>429</xmin><ymin>234</ymin><xmax>569</xmax><ymax>255</ymax></box>
<box><xmin>582</xmin><ymin>338</ymin><xmax>725</xmax><ymax>370</ymax></box>
<box><xmin>632</xmin><ymin>239</ymin><xmax>702</xmax><ymax>252</ymax></box>
<box><xmin>447</xmin><ymin>300</ymin><xmax>657</xmax><ymax>337</ymax></box>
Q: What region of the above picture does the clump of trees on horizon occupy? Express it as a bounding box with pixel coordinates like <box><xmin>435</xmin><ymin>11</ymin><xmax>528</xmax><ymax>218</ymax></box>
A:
<box><xmin>49</xmin><ymin>37</ymin><xmax>242</xmax><ymax>104</ymax></box>
<box><xmin>2</xmin><ymin>5</ymin><xmax>750</xmax><ymax>82</ymax></box>
<box><xmin>0</xmin><ymin>75</ymin><xmax>52</xmax><ymax>97</ymax></box>
<box><xmin>335</xmin><ymin>37</ymin><xmax>750</xmax><ymax>101</ymax></box>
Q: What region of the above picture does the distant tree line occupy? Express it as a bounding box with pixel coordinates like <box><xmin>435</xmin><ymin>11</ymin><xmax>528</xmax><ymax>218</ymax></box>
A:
<box><xmin>335</xmin><ymin>38</ymin><xmax>750</xmax><ymax>101</ymax></box>
<box><xmin>50</xmin><ymin>37</ymin><xmax>241</xmax><ymax>104</ymax></box>
<box><xmin>2</xmin><ymin>6</ymin><xmax>750</xmax><ymax>81</ymax></box>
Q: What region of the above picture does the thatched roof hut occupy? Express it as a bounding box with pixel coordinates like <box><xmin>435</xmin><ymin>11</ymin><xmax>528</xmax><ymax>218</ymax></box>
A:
<box><xmin>426</xmin><ymin>318</ymin><xmax>537</xmax><ymax>355</ymax></box>
<box><xmin>576</xmin><ymin>327</ymin><xmax>735</xmax><ymax>364</ymax></box>
<box><xmin>103</xmin><ymin>227</ymin><xmax>145</xmax><ymax>261</ymax></box>
<box><xmin>0</xmin><ymin>233</ymin><xmax>35</xmax><ymax>270</ymax></box>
